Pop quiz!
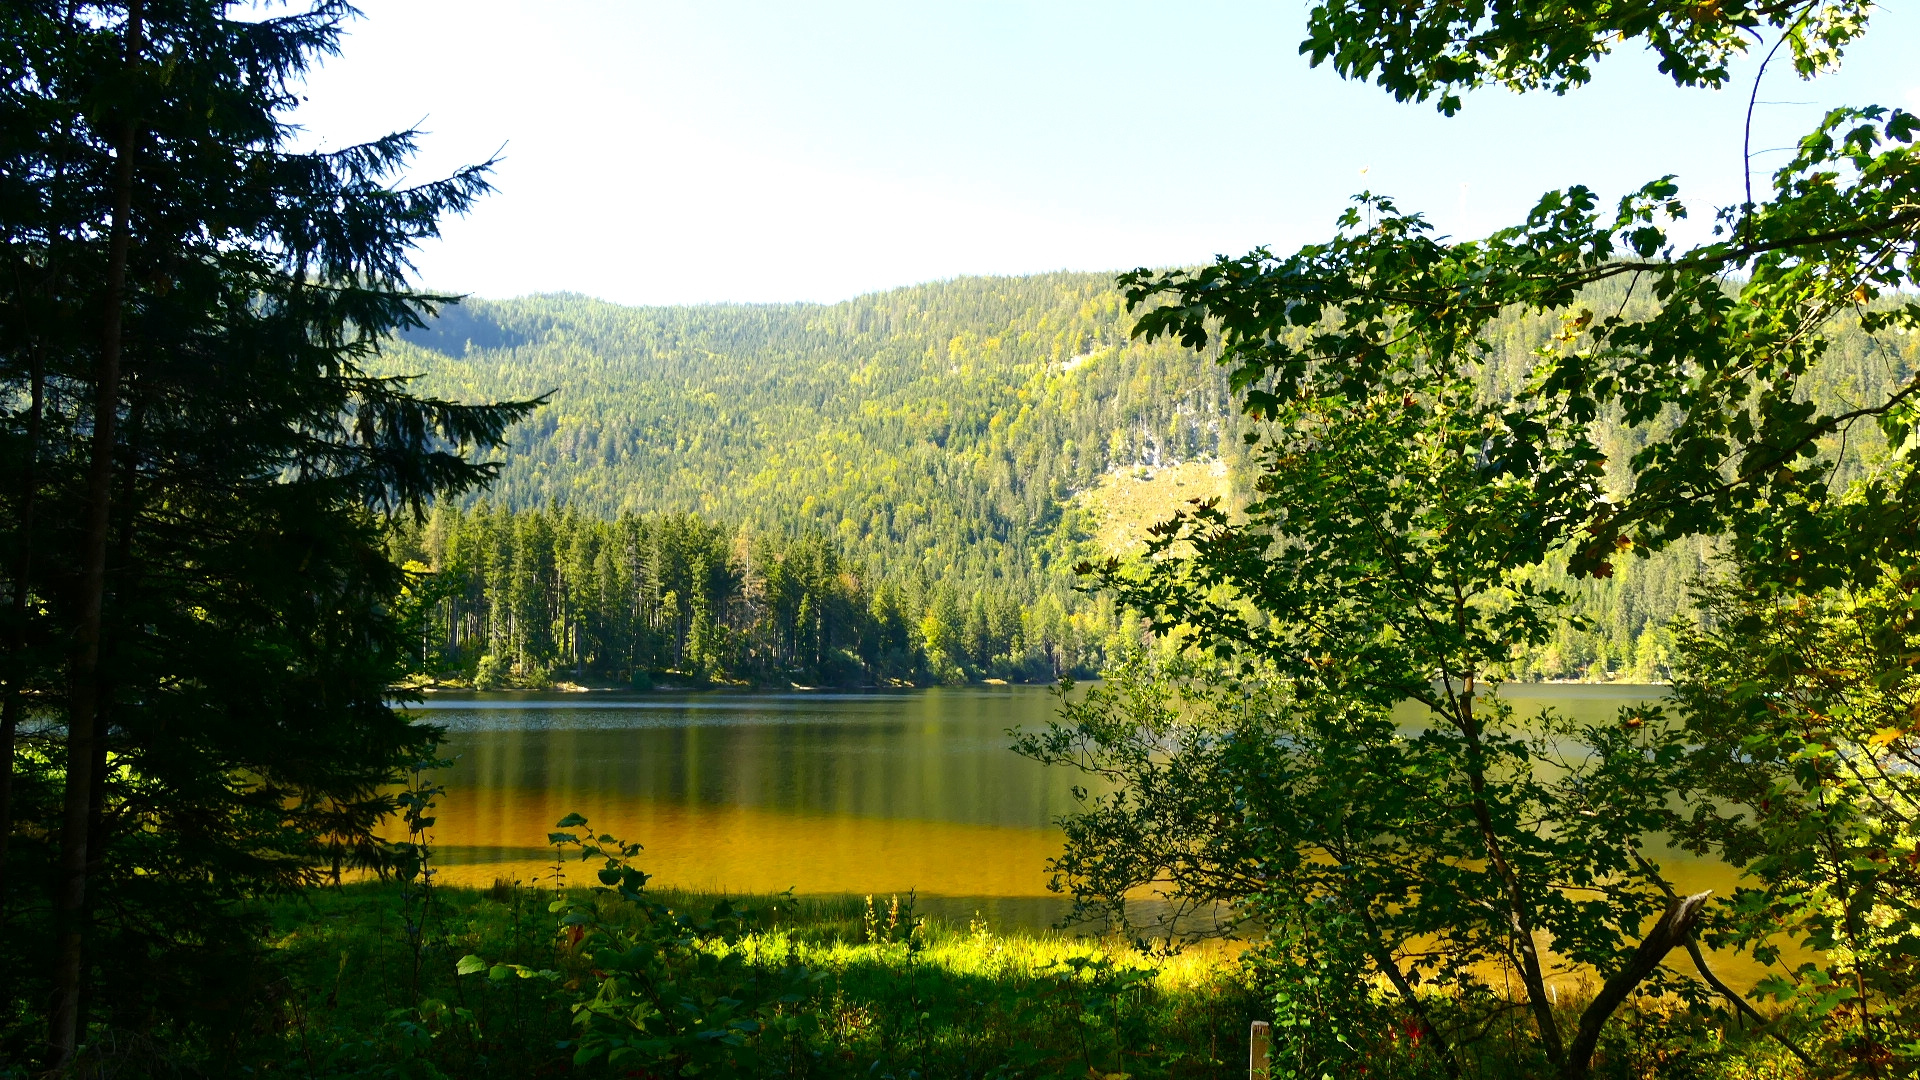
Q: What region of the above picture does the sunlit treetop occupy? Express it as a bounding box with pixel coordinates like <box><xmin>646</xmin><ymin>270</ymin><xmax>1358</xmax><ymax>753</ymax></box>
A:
<box><xmin>1302</xmin><ymin>0</ymin><xmax>1875</xmax><ymax>114</ymax></box>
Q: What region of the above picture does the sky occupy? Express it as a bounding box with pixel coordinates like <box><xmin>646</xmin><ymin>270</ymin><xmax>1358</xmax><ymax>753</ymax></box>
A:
<box><xmin>285</xmin><ymin>1</ymin><xmax>1920</xmax><ymax>306</ymax></box>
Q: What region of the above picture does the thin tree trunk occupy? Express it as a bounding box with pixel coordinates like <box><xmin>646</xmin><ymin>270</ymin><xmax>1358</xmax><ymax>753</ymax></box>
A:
<box><xmin>1683</xmin><ymin>935</ymin><xmax>1817</xmax><ymax>1069</ymax></box>
<box><xmin>0</xmin><ymin>348</ymin><xmax>44</xmax><ymax>910</ymax></box>
<box><xmin>49</xmin><ymin>3</ymin><xmax>141</xmax><ymax>1063</ymax></box>
<box><xmin>1355</xmin><ymin>894</ymin><xmax>1462</xmax><ymax>1080</ymax></box>
<box><xmin>0</xmin><ymin>347</ymin><xmax>45</xmax><ymax>1029</ymax></box>
<box><xmin>72</xmin><ymin>394</ymin><xmax>145</xmax><ymax>1035</ymax></box>
<box><xmin>1463</xmin><ymin>753</ymin><xmax>1561</xmax><ymax>1060</ymax></box>
<box><xmin>1447</xmin><ymin>664</ymin><xmax>1564</xmax><ymax>1065</ymax></box>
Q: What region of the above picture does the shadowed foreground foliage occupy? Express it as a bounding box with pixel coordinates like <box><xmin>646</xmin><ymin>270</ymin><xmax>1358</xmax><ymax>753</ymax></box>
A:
<box><xmin>209</xmin><ymin>849</ymin><xmax>1812</xmax><ymax>1080</ymax></box>
<box><xmin>249</xmin><ymin>879</ymin><xmax>1251</xmax><ymax>1080</ymax></box>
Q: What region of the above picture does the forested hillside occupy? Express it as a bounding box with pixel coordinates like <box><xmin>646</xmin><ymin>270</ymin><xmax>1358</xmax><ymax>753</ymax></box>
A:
<box><xmin>385</xmin><ymin>273</ymin><xmax>1237</xmax><ymax>686</ymax></box>
<box><xmin>384</xmin><ymin>272</ymin><xmax>1915</xmax><ymax>687</ymax></box>
<box><xmin>392</xmin><ymin>274</ymin><xmax>1243</xmax><ymax>572</ymax></box>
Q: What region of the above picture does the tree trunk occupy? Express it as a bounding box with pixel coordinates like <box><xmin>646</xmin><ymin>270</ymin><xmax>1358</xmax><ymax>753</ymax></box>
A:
<box><xmin>0</xmin><ymin>348</ymin><xmax>44</xmax><ymax>911</ymax></box>
<box><xmin>1463</xmin><ymin>761</ymin><xmax>1562</xmax><ymax>1061</ymax></box>
<box><xmin>1560</xmin><ymin>891</ymin><xmax>1712</xmax><ymax>1080</ymax></box>
<box><xmin>1447</xmin><ymin>668</ymin><xmax>1564</xmax><ymax>1065</ymax></box>
<box><xmin>72</xmin><ymin>395</ymin><xmax>147</xmax><ymax>1032</ymax></box>
<box><xmin>48</xmin><ymin>3</ymin><xmax>141</xmax><ymax>1064</ymax></box>
<box><xmin>1356</xmin><ymin>901</ymin><xmax>1462</xmax><ymax>1080</ymax></box>
<box><xmin>0</xmin><ymin>346</ymin><xmax>46</xmax><ymax>1029</ymax></box>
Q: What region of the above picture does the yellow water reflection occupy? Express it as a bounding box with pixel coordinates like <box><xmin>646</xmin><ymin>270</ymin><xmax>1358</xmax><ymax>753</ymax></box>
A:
<box><xmin>409</xmin><ymin>687</ymin><xmax>1083</xmax><ymax>909</ymax></box>
<box><xmin>430</xmin><ymin>785</ymin><xmax>1061</xmax><ymax>897</ymax></box>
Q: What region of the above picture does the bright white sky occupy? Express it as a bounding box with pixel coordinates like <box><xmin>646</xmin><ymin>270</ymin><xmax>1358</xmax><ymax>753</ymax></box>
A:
<box><xmin>286</xmin><ymin>1</ymin><xmax>1920</xmax><ymax>306</ymax></box>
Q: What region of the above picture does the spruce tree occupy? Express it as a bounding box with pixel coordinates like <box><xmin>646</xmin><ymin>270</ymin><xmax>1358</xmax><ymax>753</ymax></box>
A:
<box><xmin>0</xmin><ymin>1</ymin><xmax>533</xmax><ymax>1065</ymax></box>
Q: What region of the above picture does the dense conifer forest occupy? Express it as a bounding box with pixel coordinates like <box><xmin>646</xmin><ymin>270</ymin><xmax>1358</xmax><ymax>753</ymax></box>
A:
<box><xmin>387</xmin><ymin>504</ymin><xmax>1101</xmax><ymax>687</ymax></box>
<box><xmin>383</xmin><ymin>272</ymin><xmax>1914</xmax><ymax>687</ymax></box>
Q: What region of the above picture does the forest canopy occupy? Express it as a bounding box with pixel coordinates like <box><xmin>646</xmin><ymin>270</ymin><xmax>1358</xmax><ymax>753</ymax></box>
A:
<box><xmin>381</xmin><ymin>274</ymin><xmax>1912</xmax><ymax>687</ymax></box>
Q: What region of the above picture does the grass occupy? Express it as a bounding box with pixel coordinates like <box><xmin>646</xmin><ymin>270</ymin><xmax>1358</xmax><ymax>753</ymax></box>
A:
<box><xmin>240</xmin><ymin>876</ymin><xmax>1826</xmax><ymax>1080</ymax></box>
<box><xmin>1077</xmin><ymin>460</ymin><xmax>1235</xmax><ymax>560</ymax></box>
<box><xmin>250</xmin><ymin>877</ymin><xmax>1254</xmax><ymax>1079</ymax></box>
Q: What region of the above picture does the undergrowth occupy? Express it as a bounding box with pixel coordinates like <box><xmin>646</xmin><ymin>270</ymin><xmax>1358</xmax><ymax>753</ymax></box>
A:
<box><xmin>207</xmin><ymin>813</ymin><xmax>1828</xmax><ymax>1080</ymax></box>
<box><xmin>248</xmin><ymin>875</ymin><xmax>1248</xmax><ymax>1079</ymax></box>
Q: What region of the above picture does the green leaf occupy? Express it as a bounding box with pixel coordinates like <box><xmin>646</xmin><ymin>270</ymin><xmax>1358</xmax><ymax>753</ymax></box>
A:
<box><xmin>1753</xmin><ymin>974</ymin><xmax>1797</xmax><ymax>1002</ymax></box>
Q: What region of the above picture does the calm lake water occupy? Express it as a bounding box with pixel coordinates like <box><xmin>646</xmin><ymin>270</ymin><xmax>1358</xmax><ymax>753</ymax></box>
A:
<box><xmin>402</xmin><ymin>683</ymin><xmax>1747</xmax><ymax>937</ymax></box>
<box><xmin>404</xmin><ymin>685</ymin><xmax>1084</xmax><ymax>925</ymax></box>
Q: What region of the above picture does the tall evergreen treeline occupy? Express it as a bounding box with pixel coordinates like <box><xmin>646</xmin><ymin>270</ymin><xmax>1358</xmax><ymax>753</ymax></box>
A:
<box><xmin>391</xmin><ymin>504</ymin><xmax>1122</xmax><ymax>687</ymax></box>
<box><xmin>383</xmin><ymin>274</ymin><xmax>1229</xmax><ymax>686</ymax></box>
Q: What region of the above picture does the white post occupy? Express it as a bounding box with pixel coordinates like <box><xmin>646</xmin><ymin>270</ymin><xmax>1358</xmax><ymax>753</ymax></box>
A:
<box><xmin>1250</xmin><ymin>1019</ymin><xmax>1271</xmax><ymax>1080</ymax></box>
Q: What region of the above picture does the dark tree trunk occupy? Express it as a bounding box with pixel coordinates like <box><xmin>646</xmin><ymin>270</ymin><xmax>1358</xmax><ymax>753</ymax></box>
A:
<box><xmin>48</xmin><ymin>3</ymin><xmax>141</xmax><ymax>1063</ymax></box>
<box><xmin>1560</xmin><ymin>891</ymin><xmax>1712</xmax><ymax>1080</ymax></box>
<box><xmin>1445</xmin><ymin>667</ymin><xmax>1564</xmax><ymax>1065</ymax></box>
<box><xmin>0</xmin><ymin>348</ymin><xmax>44</xmax><ymax>911</ymax></box>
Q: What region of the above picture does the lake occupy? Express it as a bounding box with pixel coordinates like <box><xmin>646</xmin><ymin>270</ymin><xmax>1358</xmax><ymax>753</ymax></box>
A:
<box><xmin>403</xmin><ymin>682</ymin><xmax>1743</xmax><ymax>936</ymax></box>
<box><xmin>404</xmin><ymin>685</ymin><xmax>1085</xmax><ymax>926</ymax></box>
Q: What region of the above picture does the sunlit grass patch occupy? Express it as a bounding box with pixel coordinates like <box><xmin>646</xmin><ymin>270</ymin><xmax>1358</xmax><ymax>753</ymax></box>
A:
<box><xmin>255</xmin><ymin>879</ymin><xmax>1253</xmax><ymax>1078</ymax></box>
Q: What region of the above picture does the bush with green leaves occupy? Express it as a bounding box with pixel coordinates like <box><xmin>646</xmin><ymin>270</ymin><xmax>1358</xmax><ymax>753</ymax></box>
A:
<box><xmin>1038</xmin><ymin>2</ymin><xmax>1920</xmax><ymax>1077</ymax></box>
<box><xmin>1672</xmin><ymin>560</ymin><xmax>1920</xmax><ymax>1072</ymax></box>
<box><xmin>459</xmin><ymin>813</ymin><xmax>817</xmax><ymax>1076</ymax></box>
<box><xmin>1022</xmin><ymin>640</ymin><xmax>1727</xmax><ymax>1080</ymax></box>
<box><xmin>1029</xmin><ymin>308</ymin><xmax>1761</xmax><ymax>1076</ymax></box>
